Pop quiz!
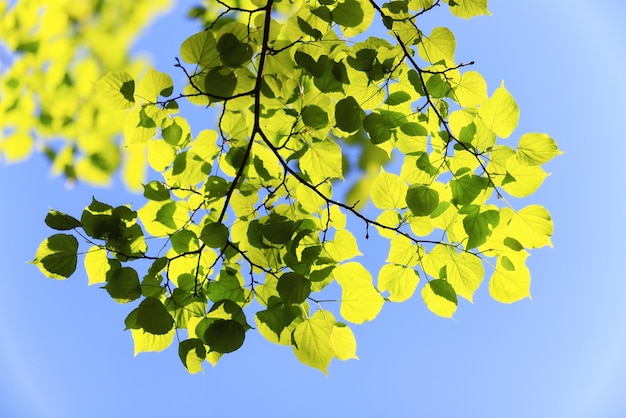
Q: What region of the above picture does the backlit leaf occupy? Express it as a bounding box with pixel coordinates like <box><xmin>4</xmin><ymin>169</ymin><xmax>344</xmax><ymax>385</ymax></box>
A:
<box><xmin>333</xmin><ymin>262</ymin><xmax>384</xmax><ymax>324</ymax></box>
<box><xmin>335</xmin><ymin>96</ymin><xmax>365</xmax><ymax>133</ymax></box>
<box><xmin>31</xmin><ymin>234</ymin><xmax>78</xmax><ymax>279</ymax></box>
<box><xmin>96</xmin><ymin>71</ymin><xmax>135</xmax><ymax>109</ymax></box>
<box><xmin>489</xmin><ymin>252</ymin><xmax>531</xmax><ymax>303</ymax></box>
<box><xmin>371</xmin><ymin>169</ymin><xmax>408</xmax><ymax>210</ymax></box>
<box><xmin>479</xmin><ymin>82</ymin><xmax>519</xmax><ymax>138</ymax></box>
<box><xmin>45</xmin><ymin>209</ymin><xmax>81</xmax><ymax>231</ymax></box>
<box><xmin>508</xmin><ymin>205</ymin><xmax>553</xmax><ymax>249</ymax></box>
<box><xmin>277</xmin><ymin>272</ymin><xmax>311</xmax><ymax>305</ymax></box>
<box><xmin>406</xmin><ymin>185</ymin><xmax>439</xmax><ymax>216</ymax></box>
<box><xmin>422</xmin><ymin>279</ymin><xmax>457</xmax><ymax>317</ymax></box>
<box><xmin>516</xmin><ymin>133</ymin><xmax>562</xmax><ymax>166</ymax></box>
<box><xmin>292</xmin><ymin>310</ymin><xmax>334</xmax><ymax>373</ymax></box>
<box><xmin>378</xmin><ymin>264</ymin><xmax>420</xmax><ymax>302</ymax></box>
<box><xmin>137</xmin><ymin>297</ymin><xmax>175</xmax><ymax>335</ymax></box>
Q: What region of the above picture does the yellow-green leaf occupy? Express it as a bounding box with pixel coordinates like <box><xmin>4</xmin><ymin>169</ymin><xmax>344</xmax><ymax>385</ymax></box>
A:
<box><xmin>502</xmin><ymin>157</ymin><xmax>548</xmax><ymax>198</ymax></box>
<box><xmin>330</xmin><ymin>323</ymin><xmax>358</xmax><ymax>361</ymax></box>
<box><xmin>421</xmin><ymin>244</ymin><xmax>483</xmax><ymax>302</ymax></box>
<box><xmin>301</xmin><ymin>140</ymin><xmax>344</xmax><ymax>183</ymax></box>
<box><xmin>292</xmin><ymin>310</ymin><xmax>334</xmax><ymax>373</ymax></box>
<box><xmin>333</xmin><ymin>262</ymin><xmax>385</xmax><ymax>324</ymax></box>
<box><xmin>323</xmin><ymin>230</ymin><xmax>362</xmax><ymax>262</ymax></box>
<box><xmin>386</xmin><ymin>234</ymin><xmax>421</xmax><ymax>266</ymax></box>
<box><xmin>445</xmin><ymin>0</ymin><xmax>490</xmax><ymax>19</ymax></box>
<box><xmin>180</xmin><ymin>30</ymin><xmax>219</xmax><ymax>68</ymax></box>
<box><xmin>508</xmin><ymin>205</ymin><xmax>554</xmax><ymax>248</ymax></box>
<box><xmin>132</xmin><ymin>328</ymin><xmax>175</xmax><ymax>356</ymax></box>
<box><xmin>454</xmin><ymin>70</ymin><xmax>487</xmax><ymax>107</ymax></box>
<box><xmin>137</xmin><ymin>66</ymin><xmax>173</xmax><ymax>102</ymax></box>
<box><xmin>96</xmin><ymin>71</ymin><xmax>136</xmax><ymax>110</ymax></box>
<box><xmin>489</xmin><ymin>252</ymin><xmax>531</xmax><ymax>303</ymax></box>
<box><xmin>377</xmin><ymin>264</ymin><xmax>420</xmax><ymax>302</ymax></box>
<box><xmin>479</xmin><ymin>82</ymin><xmax>519</xmax><ymax>138</ymax></box>
<box><xmin>516</xmin><ymin>133</ymin><xmax>562</xmax><ymax>166</ymax></box>
<box><xmin>422</xmin><ymin>279</ymin><xmax>457</xmax><ymax>318</ymax></box>
<box><xmin>418</xmin><ymin>27</ymin><xmax>456</xmax><ymax>65</ymax></box>
<box><xmin>370</xmin><ymin>168</ymin><xmax>408</xmax><ymax>210</ymax></box>
<box><xmin>84</xmin><ymin>246</ymin><xmax>111</xmax><ymax>285</ymax></box>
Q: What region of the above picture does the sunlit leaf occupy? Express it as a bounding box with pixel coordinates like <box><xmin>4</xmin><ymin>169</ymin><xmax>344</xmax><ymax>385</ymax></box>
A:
<box><xmin>292</xmin><ymin>310</ymin><xmax>334</xmax><ymax>374</ymax></box>
<box><xmin>31</xmin><ymin>234</ymin><xmax>78</xmax><ymax>279</ymax></box>
<box><xmin>422</xmin><ymin>279</ymin><xmax>457</xmax><ymax>318</ymax></box>
<box><xmin>479</xmin><ymin>82</ymin><xmax>519</xmax><ymax>138</ymax></box>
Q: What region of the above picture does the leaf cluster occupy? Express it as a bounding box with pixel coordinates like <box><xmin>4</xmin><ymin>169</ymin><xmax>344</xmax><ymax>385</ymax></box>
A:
<box><xmin>30</xmin><ymin>0</ymin><xmax>560</xmax><ymax>373</ymax></box>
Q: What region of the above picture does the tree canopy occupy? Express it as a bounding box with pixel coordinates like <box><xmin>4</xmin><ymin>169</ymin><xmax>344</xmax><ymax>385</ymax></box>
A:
<box><xmin>2</xmin><ymin>0</ymin><xmax>560</xmax><ymax>373</ymax></box>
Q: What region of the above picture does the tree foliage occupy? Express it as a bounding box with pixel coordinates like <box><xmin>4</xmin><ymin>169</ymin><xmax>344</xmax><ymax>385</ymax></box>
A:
<box><xmin>7</xmin><ymin>0</ymin><xmax>561</xmax><ymax>373</ymax></box>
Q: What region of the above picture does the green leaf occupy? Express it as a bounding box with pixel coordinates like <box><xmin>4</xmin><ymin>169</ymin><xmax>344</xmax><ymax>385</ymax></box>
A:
<box><xmin>406</xmin><ymin>185</ymin><xmax>439</xmax><ymax>216</ymax></box>
<box><xmin>217</xmin><ymin>33</ymin><xmax>253</xmax><ymax>67</ymax></box>
<box><xmin>451</xmin><ymin>174</ymin><xmax>490</xmax><ymax>205</ymax></box>
<box><xmin>31</xmin><ymin>234</ymin><xmax>79</xmax><ymax>279</ymax></box>
<box><xmin>383</xmin><ymin>1</ymin><xmax>408</xmax><ymax>14</ymax></box>
<box><xmin>203</xmin><ymin>319</ymin><xmax>246</xmax><ymax>353</ymax></box>
<box><xmin>200</xmin><ymin>222</ymin><xmax>229</xmax><ymax>248</ymax></box>
<box><xmin>347</xmin><ymin>48</ymin><xmax>377</xmax><ymax>71</ymax></box>
<box><xmin>460</xmin><ymin>205</ymin><xmax>500</xmax><ymax>249</ymax></box>
<box><xmin>137</xmin><ymin>107</ymin><xmax>157</xmax><ymax>128</ymax></box>
<box><xmin>422</xmin><ymin>279</ymin><xmax>457</xmax><ymax>318</ymax></box>
<box><xmin>205</xmin><ymin>176</ymin><xmax>230</xmax><ymax>199</ymax></box>
<box><xmin>256</xmin><ymin>304</ymin><xmax>302</xmax><ymax>338</ymax></box>
<box><xmin>137</xmin><ymin>297</ymin><xmax>175</xmax><ymax>335</ymax></box>
<box><xmin>301</xmin><ymin>105</ymin><xmax>329</xmax><ymax>129</ymax></box>
<box><xmin>45</xmin><ymin>209</ymin><xmax>81</xmax><ymax>230</ymax></box>
<box><xmin>142</xmin><ymin>181</ymin><xmax>170</xmax><ymax>201</ymax></box>
<box><xmin>363</xmin><ymin>112</ymin><xmax>392</xmax><ymax>144</ymax></box>
<box><xmin>297</xmin><ymin>17</ymin><xmax>323</xmax><ymax>40</ymax></box>
<box><xmin>162</xmin><ymin>120</ymin><xmax>183</xmax><ymax>145</ymax></box>
<box><xmin>503</xmin><ymin>237</ymin><xmax>524</xmax><ymax>251</ymax></box>
<box><xmin>335</xmin><ymin>96</ymin><xmax>365</xmax><ymax>133</ymax></box>
<box><xmin>170</xmin><ymin>229</ymin><xmax>199</xmax><ymax>253</ymax></box>
<box><xmin>385</xmin><ymin>91</ymin><xmax>412</xmax><ymax>106</ymax></box>
<box><xmin>400</xmin><ymin>122</ymin><xmax>427</xmax><ymax>137</ymax></box>
<box><xmin>277</xmin><ymin>272</ymin><xmax>312</xmax><ymax>305</ymax></box>
<box><xmin>81</xmin><ymin>197</ymin><xmax>116</xmax><ymax>240</ymax></box>
<box><xmin>104</xmin><ymin>267</ymin><xmax>141</xmax><ymax>303</ymax></box>
<box><xmin>261</xmin><ymin>214</ymin><xmax>296</xmax><ymax>245</ymax></box>
<box><xmin>178</xmin><ymin>338</ymin><xmax>207</xmax><ymax>374</ymax></box>
<box><xmin>180</xmin><ymin>30</ymin><xmax>218</xmax><ymax>68</ymax></box>
<box><xmin>333</xmin><ymin>0</ymin><xmax>364</xmax><ymax>28</ymax></box>
<box><xmin>207</xmin><ymin>269</ymin><xmax>246</xmax><ymax>303</ymax></box>
<box><xmin>204</xmin><ymin>67</ymin><xmax>237</xmax><ymax>99</ymax></box>
<box><xmin>294</xmin><ymin>51</ymin><xmax>320</xmax><ymax>76</ymax></box>
<box><xmin>137</xmin><ymin>66</ymin><xmax>174</xmax><ymax>100</ymax></box>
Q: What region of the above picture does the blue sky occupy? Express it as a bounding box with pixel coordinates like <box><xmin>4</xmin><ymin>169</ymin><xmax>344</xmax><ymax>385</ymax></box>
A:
<box><xmin>1</xmin><ymin>1</ymin><xmax>626</xmax><ymax>417</ymax></box>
